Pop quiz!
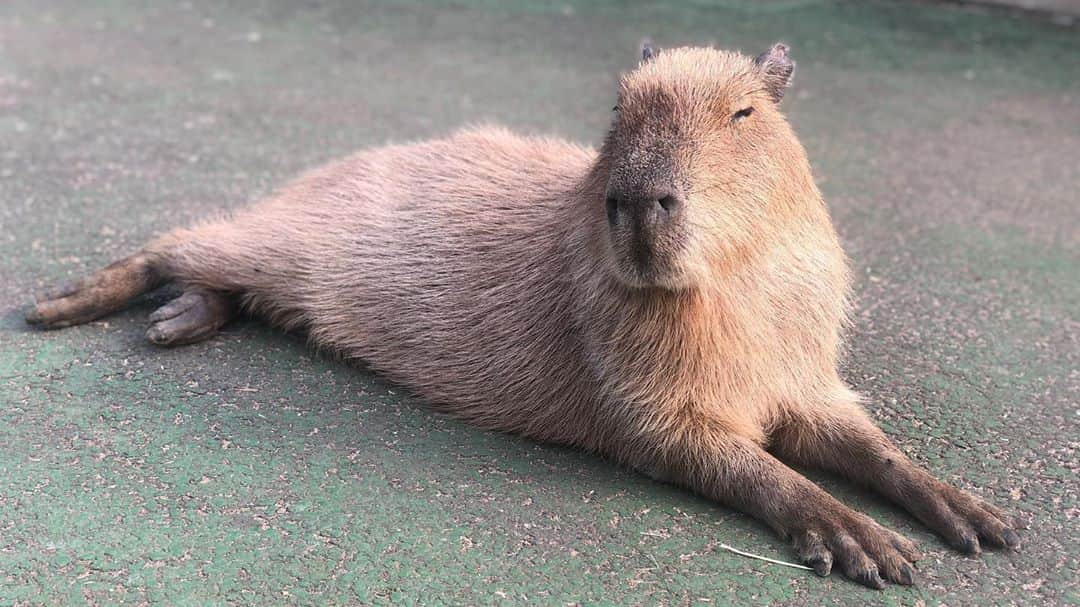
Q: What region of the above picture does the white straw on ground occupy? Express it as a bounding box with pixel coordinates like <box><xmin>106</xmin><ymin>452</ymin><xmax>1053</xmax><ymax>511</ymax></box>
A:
<box><xmin>719</xmin><ymin>543</ymin><xmax>814</xmax><ymax>571</ymax></box>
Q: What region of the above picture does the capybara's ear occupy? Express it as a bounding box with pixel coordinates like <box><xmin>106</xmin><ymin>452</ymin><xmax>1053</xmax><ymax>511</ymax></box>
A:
<box><xmin>754</xmin><ymin>42</ymin><xmax>795</xmax><ymax>102</ymax></box>
<box><xmin>641</xmin><ymin>39</ymin><xmax>658</xmax><ymax>63</ymax></box>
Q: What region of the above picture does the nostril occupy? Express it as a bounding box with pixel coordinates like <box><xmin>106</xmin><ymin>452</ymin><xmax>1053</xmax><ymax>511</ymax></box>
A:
<box><xmin>658</xmin><ymin>195</ymin><xmax>679</xmax><ymax>214</ymax></box>
<box><xmin>605</xmin><ymin>196</ymin><xmax>620</xmax><ymax>224</ymax></box>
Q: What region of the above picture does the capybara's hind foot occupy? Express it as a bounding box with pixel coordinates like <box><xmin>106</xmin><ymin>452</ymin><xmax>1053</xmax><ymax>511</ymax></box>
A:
<box><xmin>26</xmin><ymin>254</ymin><xmax>162</xmax><ymax>329</ymax></box>
<box><xmin>146</xmin><ymin>288</ymin><xmax>234</xmax><ymax>346</ymax></box>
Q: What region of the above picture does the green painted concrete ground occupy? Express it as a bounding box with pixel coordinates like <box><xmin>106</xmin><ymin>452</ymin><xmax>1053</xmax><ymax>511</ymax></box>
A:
<box><xmin>1</xmin><ymin>1</ymin><xmax>1077</xmax><ymax>605</ymax></box>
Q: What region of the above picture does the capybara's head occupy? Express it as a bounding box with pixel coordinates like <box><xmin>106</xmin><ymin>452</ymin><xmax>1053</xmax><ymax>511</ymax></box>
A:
<box><xmin>595</xmin><ymin>43</ymin><xmax>800</xmax><ymax>290</ymax></box>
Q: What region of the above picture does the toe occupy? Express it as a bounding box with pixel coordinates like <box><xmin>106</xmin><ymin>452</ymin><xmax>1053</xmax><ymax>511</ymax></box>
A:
<box><xmin>946</xmin><ymin>492</ymin><xmax>1019</xmax><ymax>551</ymax></box>
<box><xmin>956</xmin><ymin>529</ymin><xmax>981</xmax><ymax>555</ymax></box>
<box><xmin>794</xmin><ymin>530</ymin><xmax>833</xmax><ymax>577</ymax></box>
<box><xmin>853</xmin><ymin>566</ymin><xmax>886</xmax><ymax>590</ymax></box>
<box><xmin>831</xmin><ymin>533</ymin><xmax>886</xmax><ymax>589</ymax></box>
<box><xmin>24</xmin><ymin>303</ymin><xmax>43</xmax><ymax>325</ymax></box>
<box><xmin>146</xmin><ymin>325</ymin><xmax>170</xmax><ymax>345</ymax></box>
<box><xmin>1002</xmin><ymin>528</ymin><xmax>1021</xmax><ymax>549</ymax></box>
<box><xmin>37</xmin><ymin>281</ymin><xmax>82</xmax><ymax>303</ymax></box>
<box><xmin>889</xmin><ymin>533</ymin><xmax>923</xmax><ymax>562</ymax></box>
<box><xmin>896</xmin><ymin>562</ymin><xmax>916</xmax><ymax>586</ymax></box>
<box><xmin>877</xmin><ymin>551</ymin><xmax>916</xmax><ymax>586</ymax></box>
<box><xmin>918</xmin><ymin>494</ymin><xmax>983</xmax><ymax>554</ymax></box>
<box><xmin>807</xmin><ymin>552</ymin><xmax>833</xmax><ymax>577</ymax></box>
<box><xmin>146</xmin><ymin>303</ymin><xmax>224</xmax><ymax>347</ymax></box>
<box><xmin>146</xmin><ymin>318</ymin><xmax>199</xmax><ymax>346</ymax></box>
<box><xmin>148</xmin><ymin>292</ymin><xmax>199</xmax><ymax>322</ymax></box>
<box><xmin>924</xmin><ymin>480</ymin><xmax>1019</xmax><ymax>554</ymax></box>
<box><xmin>971</xmin><ymin>513</ymin><xmax>1016</xmax><ymax>549</ymax></box>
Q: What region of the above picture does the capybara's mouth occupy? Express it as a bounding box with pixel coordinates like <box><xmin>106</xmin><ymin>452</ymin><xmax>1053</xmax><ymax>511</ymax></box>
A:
<box><xmin>606</xmin><ymin>222</ymin><xmax>690</xmax><ymax>290</ymax></box>
<box><xmin>611</xmin><ymin>244</ymin><xmax>681</xmax><ymax>290</ymax></box>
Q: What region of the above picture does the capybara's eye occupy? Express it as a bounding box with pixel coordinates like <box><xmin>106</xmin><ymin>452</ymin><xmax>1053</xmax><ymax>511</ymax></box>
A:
<box><xmin>732</xmin><ymin>107</ymin><xmax>755</xmax><ymax>122</ymax></box>
<box><xmin>606</xmin><ymin>196</ymin><xmax>620</xmax><ymax>224</ymax></box>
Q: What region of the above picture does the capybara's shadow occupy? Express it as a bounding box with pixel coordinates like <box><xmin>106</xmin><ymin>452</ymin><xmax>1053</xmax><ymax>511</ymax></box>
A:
<box><xmin>7</xmin><ymin>295</ymin><xmax>938</xmax><ymax>589</ymax></box>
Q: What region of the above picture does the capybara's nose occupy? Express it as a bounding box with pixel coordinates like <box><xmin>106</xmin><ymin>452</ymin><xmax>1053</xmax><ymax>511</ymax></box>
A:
<box><xmin>606</xmin><ymin>191</ymin><xmax>682</xmax><ymax>228</ymax></box>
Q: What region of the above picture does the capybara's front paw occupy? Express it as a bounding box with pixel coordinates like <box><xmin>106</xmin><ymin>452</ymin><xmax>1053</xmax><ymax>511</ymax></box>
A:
<box><xmin>791</xmin><ymin>510</ymin><xmax>921</xmax><ymax>589</ymax></box>
<box><xmin>907</xmin><ymin>479</ymin><xmax>1019</xmax><ymax>554</ymax></box>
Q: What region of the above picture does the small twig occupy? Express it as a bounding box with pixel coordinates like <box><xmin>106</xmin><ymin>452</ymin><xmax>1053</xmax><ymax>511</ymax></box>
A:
<box><xmin>646</xmin><ymin>552</ymin><xmax>662</xmax><ymax>571</ymax></box>
<box><xmin>719</xmin><ymin>543</ymin><xmax>813</xmax><ymax>571</ymax></box>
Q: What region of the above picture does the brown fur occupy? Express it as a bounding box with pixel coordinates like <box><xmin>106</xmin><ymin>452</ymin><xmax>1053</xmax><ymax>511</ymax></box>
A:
<box><xmin>26</xmin><ymin>45</ymin><xmax>1017</xmax><ymax>588</ymax></box>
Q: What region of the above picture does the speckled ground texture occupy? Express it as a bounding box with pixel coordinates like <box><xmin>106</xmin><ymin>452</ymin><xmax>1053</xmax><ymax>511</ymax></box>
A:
<box><xmin>1</xmin><ymin>1</ymin><xmax>1077</xmax><ymax>605</ymax></box>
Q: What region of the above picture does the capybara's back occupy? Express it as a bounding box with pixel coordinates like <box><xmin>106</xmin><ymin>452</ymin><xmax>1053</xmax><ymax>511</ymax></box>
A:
<box><xmin>26</xmin><ymin>43</ymin><xmax>1018</xmax><ymax>589</ymax></box>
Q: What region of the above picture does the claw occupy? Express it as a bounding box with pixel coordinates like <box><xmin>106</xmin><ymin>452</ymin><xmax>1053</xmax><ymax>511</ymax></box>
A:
<box><xmin>145</xmin><ymin>325</ymin><xmax>171</xmax><ymax>345</ymax></box>
<box><xmin>24</xmin><ymin>303</ymin><xmax>43</xmax><ymax>325</ymax></box>
<box><xmin>957</xmin><ymin>532</ymin><xmax>981</xmax><ymax>555</ymax></box>
<box><xmin>896</xmin><ymin>563</ymin><xmax>916</xmax><ymax>586</ymax></box>
<box><xmin>1002</xmin><ymin>528</ymin><xmax>1020</xmax><ymax>549</ymax></box>
<box><xmin>807</xmin><ymin>553</ymin><xmax>832</xmax><ymax>577</ymax></box>
<box><xmin>854</xmin><ymin>567</ymin><xmax>886</xmax><ymax>590</ymax></box>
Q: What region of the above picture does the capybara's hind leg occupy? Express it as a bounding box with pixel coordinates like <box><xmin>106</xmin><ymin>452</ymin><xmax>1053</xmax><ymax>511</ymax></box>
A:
<box><xmin>145</xmin><ymin>287</ymin><xmax>234</xmax><ymax>346</ymax></box>
<box><xmin>25</xmin><ymin>253</ymin><xmax>163</xmax><ymax>329</ymax></box>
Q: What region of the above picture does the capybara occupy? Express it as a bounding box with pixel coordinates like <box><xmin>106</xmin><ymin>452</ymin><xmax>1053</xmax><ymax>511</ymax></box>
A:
<box><xmin>25</xmin><ymin>43</ymin><xmax>1018</xmax><ymax>588</ymax></box>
